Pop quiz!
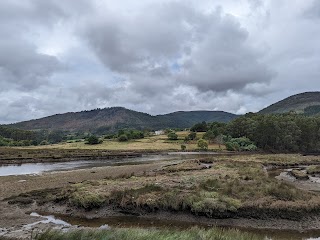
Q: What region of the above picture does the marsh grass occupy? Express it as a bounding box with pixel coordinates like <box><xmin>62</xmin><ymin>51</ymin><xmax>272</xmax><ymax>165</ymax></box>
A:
<box><xmin>49</xmin><ymin>161</ymin><xmax>319</xmax><ymax>218</ymax></box>
<box><xmin>7</xmin><ymin>157</ymin><xmax>320</xmax><ymax>219</ymax></box>
<box><xmin>290</xmin><ymin>170</ymin><xmax>309</xmax><ymax>180</ymax></box>
<box><xmin>307</xmin><ymin>165</ymin><xmax>320</xmax><ymax>174</ymax></box>
<box><xmin>34</xmin><ymin>227</ymin><xmax>262</xmax><ymax>240</ymax></box>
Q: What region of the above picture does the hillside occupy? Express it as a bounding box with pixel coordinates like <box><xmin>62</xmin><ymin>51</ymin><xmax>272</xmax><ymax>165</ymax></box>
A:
<box><xmin>259</xmin><ymin>92</ymin><xmax>320</xmax><ymax>115</ymax></box>
<box><xmin>7</xmin><ymin>107</ymin><xmax>238</xmax><ymax>133</ymax></box>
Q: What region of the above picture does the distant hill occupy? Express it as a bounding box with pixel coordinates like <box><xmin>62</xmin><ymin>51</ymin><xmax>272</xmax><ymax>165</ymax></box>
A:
<box><xmin>7</xmin><ymin>107</ymin><xmax>238</xmax><ymax>133</ymax></box>
<box><xmin>259</xmin><ymin>92</ymin><xmax>320</xmax><ymax>116</ymax></box>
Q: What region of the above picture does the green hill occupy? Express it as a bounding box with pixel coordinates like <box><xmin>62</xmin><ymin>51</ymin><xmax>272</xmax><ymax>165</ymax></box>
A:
<box><xmin>7</xmin><ymin>107</ymin><xmax>238</xmax><ymax>133</ymax></box>
<box><xmin>259</xmin><ymin>92</ymin><xmax>320</xmax><ymax>116</ymax></box>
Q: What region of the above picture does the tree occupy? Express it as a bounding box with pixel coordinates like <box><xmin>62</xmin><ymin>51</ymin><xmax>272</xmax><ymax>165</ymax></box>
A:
<box><xmin>48</xmin><ymin>131</ymin><xmax>65</xmax><ymax>144</ymax></box>
<box><xmin>197</xmin><ymin>139</ymin><xmax>208</xmax><ymax>151</ymax></box>
<box><xmin>188</xmin><ymin>132</ymin><xmax>197</xmax><ymax>140</ymax></box>
<box><xmin>87</xmin><ymin>135</ymin><xmax>101</xmax><ymax>145</ymax></box>
<box><xmin>225</xmin><ymin>137</ymin><xmax>257</xmax><ymax>151</ymax></box>
<box><xmin>190</xmin><ymin>121</ymin><xmax>208</xmax><ymax>132</ymax></box>
<box><xmin>203</xmin><ymin>130</ymin><xmax>217</xmax><ymax>143</ymax></box>
<box><xmin>118</xmin><ymin>134</ymin><xmax>129</xmax><ymax>142</ymax></box>
<box><xmin>167</xmin><ymin>132</ymin><xmax>178</xmax><ymax>140</ymax></box>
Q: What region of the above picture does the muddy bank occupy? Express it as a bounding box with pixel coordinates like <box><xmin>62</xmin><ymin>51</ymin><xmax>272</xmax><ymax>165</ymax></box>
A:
<box><xmin>0</xmin><ymin>147</ymin><xmax>263</xmax><ymax>165</ymax></box>
<box><xmin>0</xmin><ymin>162</ymin><xmax>169</xmax><ymax>200</ymax></box>
<box><xmin>2</xmin><ymin>201</ymin><xmax>320</xmax><ymax>240</ymax></box>
<box><xmin>0</xmin><ymin>150</ymin><xmax>143</xmax><ymax>164</ymax></box>
<box><xmin>28</xmin><ymin>202</ymin><xmax>320</xmax><ymax>232</ymax></box>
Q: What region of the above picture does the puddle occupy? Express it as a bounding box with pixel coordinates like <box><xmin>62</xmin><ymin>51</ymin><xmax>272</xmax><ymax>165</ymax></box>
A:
<box><xmin>24</xmin><ymin>212</ymin><xmax>71</xmax><ymax>229</ymax></box>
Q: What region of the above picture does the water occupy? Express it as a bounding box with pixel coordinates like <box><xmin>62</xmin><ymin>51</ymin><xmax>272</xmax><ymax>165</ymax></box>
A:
<box><xmin>0</xmin><ymin>153</ymin><xmax>202</xmax><ymax>177</ymax></box>
<box><xmin>31</xmin><ymin>212</ymin><xmax>320</xmax><ymax>240</ymax></box>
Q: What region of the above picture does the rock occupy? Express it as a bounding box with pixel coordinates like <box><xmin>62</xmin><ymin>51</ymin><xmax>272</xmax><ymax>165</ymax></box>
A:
<box><xmin>99</xmin><ymin>224</ymin><xmax>110</xmax><ymax>230</ymax></box>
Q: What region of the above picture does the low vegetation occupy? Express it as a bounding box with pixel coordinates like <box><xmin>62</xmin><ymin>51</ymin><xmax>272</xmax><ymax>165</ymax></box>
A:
<box><xmin>0</xmin><ymin>131</ymin><xmax>221</xmax><ymax>152</ymax></box>
<box><xmin>34</xmin><ymin>227</ymin><xmax>261</xmax><ymax>240</ymax></box>
<box><xmin>9</xmin><ymin>157</ymin><xmax>320</xmax><ymax>220</ymax></box>
<box><xmin>290</xmin><ymin>170</ymin><xmax>309</xmax><ymax>180</ymax></box>
<box><xmin>307</xmin><ymin>165</ymin><xmax>320</xmax><ymax>175</ymax></box>
<box><xmin>86</xmin><ymin>135</ymin><xmax>102</xmax><ymax>145</ymax></box>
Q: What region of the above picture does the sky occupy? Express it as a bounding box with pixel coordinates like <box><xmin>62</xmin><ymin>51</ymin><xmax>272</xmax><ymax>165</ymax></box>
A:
<box><xmin>0</xmin><ymin>0</ymin><xmax>319</xmax><ymax>124</ymax></box>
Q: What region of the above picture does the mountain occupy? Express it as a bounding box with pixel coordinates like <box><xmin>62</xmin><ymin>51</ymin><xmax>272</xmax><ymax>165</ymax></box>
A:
<box><xmin>7</xmin><ymin>107</ymin><xmax>238</xmax><ymax>133</ymax></box>
<box><xmin>259</xmin><ymin>92</ymin><xmax>320</xmax><ymax>115</ymax></box>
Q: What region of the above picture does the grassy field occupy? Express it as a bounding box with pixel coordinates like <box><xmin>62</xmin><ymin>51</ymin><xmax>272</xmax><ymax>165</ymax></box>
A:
<box><xmin>13</xmin><ymin>132</ymin><xmax>224</xmax><ymax>151</ymax></box>
<box><xmin>34</xmin><ymin>227</ymin><xmax>261</xmax><ymax>240</ymax></box>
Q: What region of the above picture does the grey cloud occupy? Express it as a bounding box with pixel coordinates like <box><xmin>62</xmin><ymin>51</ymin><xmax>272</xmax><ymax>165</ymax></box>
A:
<box><xmin>0</xmin><ymin>0</ymin><xmax>79</xmax><ymax>92</ymax></box>
<box><xmin>0</xmin><ymin>40</ymin><xmax>62</xmax><ymax>91</ymax></box>
<box><xmin>303</xmin><ymin>0</ymin><xmax>320</xmax><ymax>19</ymax></box>
<box><xmin>180</xmin><ymin>12</ymin><xmax>274</xmax><ymax>92</ymax></box>
<box><xmin>1</xmin><ymin>0</ymin><xmax>320</xmax><ymax>124</ymax></box>
<box><xmin>0</xmin><ymin>0</ymin><xmax>92</xmax><ymax>24</ymax></box>
<box><xmin>83</xmin><ymin>1</ymin><xmax>205</xmax><ymax>73</ymax></box>
<box><xmin>247</xmin><ymin>0</ymin><xmax>263</xmax><ymax>10</ymax></box>
<box><xmin>83</xmin><ymin>2</ymin><xmax>273</xmax><ymax>96</ymax></box>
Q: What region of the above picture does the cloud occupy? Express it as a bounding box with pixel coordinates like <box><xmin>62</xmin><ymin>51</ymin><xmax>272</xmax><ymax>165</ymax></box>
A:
<box><xmin>0</xmin><ymin>40</ymin><xmax>63</xmax><ymax>91</ymax></box>
<box><xmin>0</xmin><ymin>0</ymin><xmax>320</xmax><ymax>124</ymax></box>
<box><xmin>179</xmin><ymin>13</ymin><xmax>274</xmax><ymax>92</ymax></box>
<box><xmin>82</xmin><ymin>1</ymin><xmax>273</xmax><ymax>99</ymax></box>
<box><xmin>303</xmin><ymin>0</ymin><xmax>320</xmax><ymax>19</ymax></box>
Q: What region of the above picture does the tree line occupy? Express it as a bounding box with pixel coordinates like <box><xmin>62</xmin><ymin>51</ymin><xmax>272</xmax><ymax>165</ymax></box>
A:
<box><xmin>191</xmin><ymin>113</ymin><xmax>320</xmax><ymax>152</ymax></box>
<box><xmin>0</xmin><ymin>126</ymin><xmax>66</xmax><ymax>146</ymax></box>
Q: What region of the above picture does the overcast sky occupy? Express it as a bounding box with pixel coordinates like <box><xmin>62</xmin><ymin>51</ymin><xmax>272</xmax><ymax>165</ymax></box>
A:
<box><xmin>0</xmin><ymin>0</ymin><xmax>319</xmax><ymax>123</ymax></box>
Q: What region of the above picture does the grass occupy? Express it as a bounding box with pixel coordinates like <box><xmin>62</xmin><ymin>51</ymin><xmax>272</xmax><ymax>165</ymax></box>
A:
<box><xmin>290</xmin><ymin>170</ymin><xmax>309</xmax><ymax>180</ymax></box>
<box><xmin>7</xmin><ymin>132</ymin><xmax>222</xmax><ymax>151</ymax></box>
<box><xmin>9</xmin><ymin>159</ymin><xmax>320</xmax><ymax>219</ymax></box>
<box><xmin>34</xmin><ymin>227</ymin><xmax>262</xmax><ymax>240</ymax></box>
<box><xmin>307</xmin><ymin>165</ymin><xmax>320</xmax><ymax>175</ymax></box>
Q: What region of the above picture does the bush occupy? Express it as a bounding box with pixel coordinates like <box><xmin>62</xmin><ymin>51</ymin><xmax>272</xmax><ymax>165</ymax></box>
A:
<box><xmin>118</xmin><ymin>134</ymin><xmax>129</xmax><ymax>142</ymax></box>
<box><xmin>167</xmin><ymin>132</ymin><xmax>178</xmax><ymax>140</ymax></box>
<box><xmin>40</xmin><ymin>140</ymin><xmax>49</xmax><ymax>145</ymax></box>
<box><xmin>87</xmin><ymin>135</ymin><xmax>101</xmax><ymax>145</ymax></box>
<box><xmin>188</xmin><ymin>132</ymin><xmax>197</xmax><ymax>140</ymax></box>
<box><xmin>190</xmin><ymin>121</ymin><xmax>208</xmax><ymax>132</ymax></box>
<box><xmin>225</xmin><ymin>137</ymin><xmax>257</xmax><ymax>151</ymax></box>
<box><xmin>197</xmin><ymin>139</ymin><xmax>208</xmax><ymax>150</ymax></box>
<box><xmin>181</xmin><ymin>144</ymin><xmax>186</xmax><ymax>151</ymax></box>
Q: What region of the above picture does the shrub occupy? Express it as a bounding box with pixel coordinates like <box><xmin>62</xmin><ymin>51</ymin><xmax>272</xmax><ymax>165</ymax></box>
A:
<box><xmin>188</xmin><ymin>132</ymin><xmax>197</xmax><ymax>140</ymax></box>
<box><xmin>40</xmin><ymin>140</ymin><xmax>49</xmax><ymax>145</ymax></box>
<box><xmin>225</xmin><ymin>137</ymin><xmax>257</xmax><ymax>151</ymax></box>
<box><xmin>197</xmin><ymin>139</ymin><xmax>208</xmax><ymax>150</ymax></box>
<box><xmin>87</xmin><ymin>135</ymin><xmax>101</xmax><ymax>145</ymax></box>
<box><xmin>181</xmin><ymin>144</ymin><xmax>186</xmax><ymax>151</ymax></box>
<box><xmin>167</xmin><ymin>132</ymin><xmax>178</xmax><ymax>140</ymax></box>
<box><xmin>118</xmin><ymin>134</ymin><xmax>129</xmax><ymax>142</ymax></box>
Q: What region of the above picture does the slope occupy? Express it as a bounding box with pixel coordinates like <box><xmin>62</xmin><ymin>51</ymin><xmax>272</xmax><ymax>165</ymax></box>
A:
<box><xmin>259</xmin><ymin>92</ymin><xmax>320</xmax><ymax>115</ymax></box>
<box><xmin>6</xmin><ymin>107</ymin><xmax>238</xmax><ymax>133</ymax></box>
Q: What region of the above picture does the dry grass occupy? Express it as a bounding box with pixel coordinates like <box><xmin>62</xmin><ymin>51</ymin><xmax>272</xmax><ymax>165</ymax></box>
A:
<box><xmin>8</xmin><ymin>132</ymin><xmax>220</xmax><ymax>151</ymax></box>
<box><xmin>307</xmin><ymin>165</ymin><xmax>320</xmax><ymax>175</ymax></box>
<box><xmin>290</xmin><ymin>170</ymin><xmax>309</xmax><ymax>180</ymax></box>
<box><xmin>10</xmin><ymin>158</ymin><xmax>320</xmax><ymax>220</ymax></box>
<box><xmin>35</xmin><ymin>227</ymin><xmax>262</xmax><ymax>240</ymax></box>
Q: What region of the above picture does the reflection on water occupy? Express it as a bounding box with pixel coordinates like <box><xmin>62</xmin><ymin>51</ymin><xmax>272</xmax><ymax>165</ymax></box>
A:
<box><xmin>0</xmin><ymin>153</ymin><xmax>202</xmax><ymax>177</ymax></box>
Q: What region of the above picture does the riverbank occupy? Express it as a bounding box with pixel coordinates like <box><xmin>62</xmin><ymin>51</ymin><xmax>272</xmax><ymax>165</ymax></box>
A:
<box><xmin>2</xmin><ymin>154</ymin><xmax>320</xmax><ymax>239</ymax></box>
